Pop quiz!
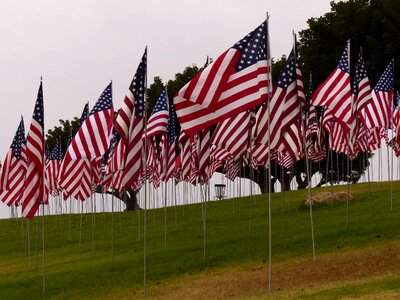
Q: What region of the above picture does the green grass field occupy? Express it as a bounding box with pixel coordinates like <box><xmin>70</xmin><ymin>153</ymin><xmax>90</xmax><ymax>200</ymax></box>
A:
<box><xmin>1</xmin><ymin>181</ymin><xmax>400</xmax><ymax>299</ymax></box>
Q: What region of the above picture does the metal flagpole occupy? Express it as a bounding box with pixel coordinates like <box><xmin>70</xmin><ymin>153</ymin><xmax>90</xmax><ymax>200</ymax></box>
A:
<box><xmin>294</xmin><ymin>32</ymin><xmax>315</xmax><ymax>262</ymax></box>
<box><xmin>281</xmin><ymin>167</ymin><xmax>284</xmax><ymax>230</ymax></box>
<box><xmin>69</xmin><ymin>195</ymin><xmax>72</xmax><ymax>241</ymax></box>
<box><xmin>27</xmin><ymin>219</ymin><xmax>31</xmax><ymax>265</ymax></box>
<box><xmin>35</xmin><ymin>211</ymin><xmax>39</xmax><ymax>276</ymax></box>
<box><xmin>90</xmin><ymin>162</ymin><xmax>95</xmax><ymax>257</ymax></box>
<box><xmin>390</xmin><ymin>59</ymin><xmax>395</xmax><ymax>210</ymax></box>
<box><xmin>42</xmin><ymin>203</ymin><xmax>46</xmax><ymax>294</ymax></box>
<box><xmin>265</xmin><ymin>12</ymin><xmax>273</xmax><ymax>293</ymax></box>
<box><xmin>346</xmin><ymin>40</ymin><xmax>351</xmax><ymax>230</ymax></box>
<box><xmin>79</xmin><ymin>201</ymin><xmax>83</xmax><ymax>250</ymax></box>
<box><xmin>143</xmin><ymin>46</ymin><xmax>148</xmax><ymax>297</ymax></box>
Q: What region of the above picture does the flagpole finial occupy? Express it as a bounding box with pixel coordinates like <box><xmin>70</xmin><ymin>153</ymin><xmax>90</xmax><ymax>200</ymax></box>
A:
<box><xmin>266</xmin><ymin>12</ymin><xmax>269</xmax><ymax>21</ymax></box>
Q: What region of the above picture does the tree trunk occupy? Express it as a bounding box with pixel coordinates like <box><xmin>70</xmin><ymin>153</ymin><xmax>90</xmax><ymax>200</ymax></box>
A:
<box><xmin>296</xmin><ymin>173</ymin><xmax>308</xmax><ymax>190</ymax></box>
<box><xmin>123</xmin><ymin>188</ymin><xmax>141</xmax><ymax>211</ymax></box>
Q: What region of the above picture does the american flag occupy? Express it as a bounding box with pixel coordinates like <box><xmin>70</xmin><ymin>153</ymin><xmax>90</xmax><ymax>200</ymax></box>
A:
<box><xmin>61</xmin><ymin>82</ymin><xmax>113</xmax><ymax>200</ymax></box>
<box><xmin>160</xmin><ymin>104</ymin><xmax>177</xmax><ymax>181</ymax></box>
<box><xmin>45</xmin><ymin>138</ymin><xmax>62</xmax><ymax>195</ymax></box>
<box><xmin>312</xmin><ymin>41</ymin><xmax>352</xmax><ymax>130</ymax></box>
<box><xmin>197</xmin><ymin>128</ymin><xmax>211</xmax><ymax>184</ymax></box>
<box><xmin>277</xmin><ymin>151</ymin><xmax>295</xmax><ymax>169</ymax></box>
<box><xmin>144</xmin><ymin>87</ymin><xmax>169</xmax><ymax>138</ymax></box>
<box><xmin>115</xmin><ymin>49</ymin><xmax>147</xmax><ymax>189</ymax></box>
<box><xmin>362</xmin><ymin>61</ymin><xmax>394</xmax><ymax>129</ymax></box>
<box><xmin>66</xmin><ymin>83</ymin><xmax>114</xmax><ymax>160</ymax></box>
<box><xmin>102</xmin><ymin>131</ymin><xmax>125</xmax><ymax>191</ymax></box>
<box><xmin>174</xmin><ymin>20</ymin><xmax>272</xmax><ymax>135</ymax></box>
<box><xmin>178</xmin><ymin>133</ymin><xmax>192</xmax><ymax>182</ymax></box>
<box><xmin>255</xmin><ymin>48</ymin><xmax>303</xmax><ymax>163</ymax></box>
<box><xmin>22</xmin><ymin>82</ymin><xmax>45</xmax><ymax>219</ymax></box>
<box><xmin>353</xmin><ymin>50</ymin><xmax>372</xmax><ymax>117</ymax></box>
<box><xmin>210</xmin><ymin>144</ymin><xmax>232</xmax><ymax>162</ymax></box>
<box><xmin>59</xmin><ymin>104</ymin><xmax>91</xmax><ymax>201</ymax></box>
<box><xmin>211</xmin><ymin>111</ymin><xmax>252</xmax><ymax>162</ymax></box>
<box><xmin>368</xmin><ymin>127</ymin><xmax>383</xmax><ymax>152</ymax></box>
<box><xmin>0</xmin><ymin>118</ymin><xmax>27</xmax><ymax>206</ymax></box>
<box><xmin>323</xmin><ymin>109</ymin><xmax>347</xmax><ymax>153</ymax></box>
<box><xmin>225</xmin><ymin>159</ymin><xmax>240</xmax><ymax>181</ymax></box>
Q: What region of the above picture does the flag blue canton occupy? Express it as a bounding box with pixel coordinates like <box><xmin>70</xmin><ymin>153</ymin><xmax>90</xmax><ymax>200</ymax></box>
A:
<box><xmin>90</xmin><ymin>82</ymin><xmax>113</xmax><ymax>115</ymax></box>
<box><xmin>305</xmin><ymin>75</ymin><xmax>313</xmax><ymax>112</ymax></box>
<box><xmin>48</xmin><ymin>139</ymin><xmax>62</xmax><ymax>160</ymax></box>
<box><xmin>232</xmin><ymin>21</ymin><xmax>267</xmax><ymax>71</ymax></box>
<box><xmin>375</xmin><ymin>61</ymin><xmax>393</xmax><ymax>92</ymax></box>
<box><xmin>337</xmin><ymin>42</ymin><xmax>350</xmax><ymax>73</ymax></box>
<box><xmin>353</xmin><ymin>53</ymin><xmax>368</xmax><ymax>94</ymax></box>
<box><xmin>33</xmin><ymin>82</ymin><xmax>44</xmax><ymax>129</ymax></box>
<box><xmin>167</xmin><ymin>105</ymin><xmax>177</xmax><ymax>144</ymax></box>
<box><xmin>80</xmin><ymin>103</ymin><xmax>90</xmax><ymax>126</ymax></box>
<box><xmin>11</xmin><ymin>119</ymin><xmax>25</xmax><ymax>160</ymax></box>
<box><xmin>67</xmin><ymin>129</ymin><xmax>73</xmax><ymax>147</ymax></box>
<box><xmin>276</xmin><ymin>50</ymin><xmax>296</xmax><ymax>89</ymax></box>
<box><xmin>151</xmin><ymin>88</ymin><xmax>168</xmax><ymax>115</ymax></box>
<box><xmin>112</xmin><ymin>129</ymin><xmax>121</xmax><ymax>145</ymax></box>
<box><xmin>130</xmin><ymin>49</ymin><xmax>147</xmax><ymax>118</ymax></box>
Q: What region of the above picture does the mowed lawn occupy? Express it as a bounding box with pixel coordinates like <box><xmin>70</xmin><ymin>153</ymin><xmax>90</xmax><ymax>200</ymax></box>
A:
<box><xmin>1</xmin><ymin>181</ymin><xmax>400</xmax><ymax>299</ymax></box>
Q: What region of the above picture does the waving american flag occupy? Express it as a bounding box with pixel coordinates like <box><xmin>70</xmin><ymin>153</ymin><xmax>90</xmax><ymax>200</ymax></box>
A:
<box><xmin>174</xmin><ymin>20</ymin><xmax>271</xmax><ymax>135</ymax></box>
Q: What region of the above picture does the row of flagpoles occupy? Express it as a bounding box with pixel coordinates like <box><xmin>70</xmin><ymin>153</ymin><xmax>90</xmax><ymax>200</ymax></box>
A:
<box><xmin>0</xmin><ymin>18</ymin><xmax>398</xmax><ymax>220</ymax></box>
<box><xmin>1</xmin><ymin>15</ymin><xmax>399</xmax><ymax>295</ymax></box>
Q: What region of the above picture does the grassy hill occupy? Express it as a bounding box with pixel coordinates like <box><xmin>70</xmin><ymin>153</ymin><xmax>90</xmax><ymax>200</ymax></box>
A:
<box><xmin>1</xmin><ymin>181</ymin><xmax>400</xmax><ymax>299</ymax></box>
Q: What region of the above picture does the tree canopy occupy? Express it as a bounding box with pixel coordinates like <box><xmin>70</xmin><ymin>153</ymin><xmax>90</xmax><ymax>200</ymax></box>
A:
<box><xmin>299</xmin><ymin>0</ymin><xmax>400</xmax><ymax>90</ymax></box>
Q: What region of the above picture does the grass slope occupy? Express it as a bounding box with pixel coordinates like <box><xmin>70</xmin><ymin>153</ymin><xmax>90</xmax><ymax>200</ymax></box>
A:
<box><xmin>1</xmin><ymin>181</ymin><xmax>400</xmax><ymax>299</ymax></box>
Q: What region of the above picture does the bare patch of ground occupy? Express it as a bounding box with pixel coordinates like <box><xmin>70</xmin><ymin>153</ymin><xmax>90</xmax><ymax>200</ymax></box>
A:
<box><xmin>128</xmin><ymin>242</ymin><xmax>400</xmax><ymax>299</ymax></box>
<box><xmin>305</xmin><ymin>191</ymin><xmax>353</xmax><ymax>206</ymax></box>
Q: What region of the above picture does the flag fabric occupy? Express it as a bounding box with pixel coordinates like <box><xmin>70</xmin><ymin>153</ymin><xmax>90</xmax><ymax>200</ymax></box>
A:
<box><xmin>210</xmin><ymin>144</ymin><xmax>233</xmax><ymax>162</ymax></box>
<box><xmin>255</xmin><ymin>48</ymin><xmax>303</xmax><ymax>163</ymax></box>
<box><xmin>160</xmin><ymin>104</ymin><xmax>177</xmax><ymax>181</ymax></box>
<box><xmin>60</xmin><ymin>82</ymin><xmax>113</xmax><ymax>201</ymax></box>
<box><xmin>0</xmin><ymin>118</ymin><xmax>27</xmax><ymax>206</ymax></box>
<box><xmin>144</xmin><ymin>87</ymin><xmax>169</xmax><ymax>138</ymax></box>
<box><xmin>22</xmin><ymin>82</ymin><xmax>45</xmax><ymax>219</ymax></box>
<box><xmin>368</xmin><ymin>127</ymin><xmax>383</xmax><ymax>152</ymax></box>
<box><xmin>174</xmin><ymin>20</ymin><xmax>272</xmax><ymax>135</ymax></box>
<box><xmin>65</xmin><ymin>83</ymin><xmax>114</xmax><ymax>161</ymax></box>
<box><xmin>45</xmin><ymin>138</ymin><xmax>62</xmax><ymax>195</ymax></box>
<box><xmin>102</xmin><ymin>131</ymin><xmax>125</xmax><ymax>190</ymax></box>
<box><xmin>323</xmin><ymin>109</ymin><xmax>347</xmax><ymax>153</ymax></box>
<box><xmin>312</xmin><ymin>41</ymin><xmax>352</xmax><ymax>130</ymax></box>
<box><xmin>211</xmin><ymin>111</ymin><xmax>252</xmax><ymax>161</ymax></box>
<box><xmin>115</xmin><ymin>49</ymin><xmax>147</xmax><ymax>189</ymax></box>
<box><xmin>59</xmin><ymin>104</ymin><xmax>91</xmax><ymax>201</ymax></box>
<box><xmin>197</xmin><ymin>128</ymin><xmax>211</xmax><ymax>183</ymax></box>
<box><xmin>362</xmin><ymin>61</ymin><xmax>394</xmax><ymax>129</ymax></box>
<box><xmin>353</xmin><ymin>50</ymin><xmax>372</xmax><ymax>117</ymax></box>
<box><xmin>178</xmin><ymin>133</ymin><xmax>192</xmax><ymax>182</ymax></box>
<box><xmin>225</xmin><ymin>159</ymin><xmax>240</xmax><ymax>181</ymax></box>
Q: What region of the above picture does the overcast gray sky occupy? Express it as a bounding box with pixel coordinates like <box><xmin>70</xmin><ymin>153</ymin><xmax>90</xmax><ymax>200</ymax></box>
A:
<box><xmin>0</xmin><ymin>0</ymin><xmax>333</xmax><ymax>156</ymax></box>
<box><xmin>0</xmin><ymin>1</ymin><xmax>338</xmax><ymax>217</ymax></box>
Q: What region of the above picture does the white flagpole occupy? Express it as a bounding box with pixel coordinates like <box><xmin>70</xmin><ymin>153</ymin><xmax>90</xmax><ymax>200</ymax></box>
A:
<box><xmin>265</xmin><ymin>12</ymin><xmax>273</xmax><ymax>293</ymax></box>
<box><xmin>42</xmin><ymin>203</ymin><xmax>46</xmax><ymax>294</ymax></box>
<box><xmin>294</xmin><ymin>31</ymin><xmax>315</xmax><ymax>262</ymax></box>
<box><xmin>390</xmin><ymin>59</ymin><xmax>395</xmax><ymax>210</ymax></box>
<box><xmin>143</xmin><ymin>46</ymin><xmax>148</xmax><ymax>298</ymax></box>
<box><xmin>345</xmin><ymin>39</ymin><xmax>351</xmax><ymax>230</ymax></box>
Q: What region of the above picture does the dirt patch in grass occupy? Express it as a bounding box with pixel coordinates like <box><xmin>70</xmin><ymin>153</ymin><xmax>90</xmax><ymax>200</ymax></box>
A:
<box><xmin>305</xmin><ymin>191</ymin><xmax>353</xmax><ymax>206</ymax></box>
<box><xmin>134</xmin><ymin>242</ymin><xmax>400</xmax><ymax>299</ymax></box>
